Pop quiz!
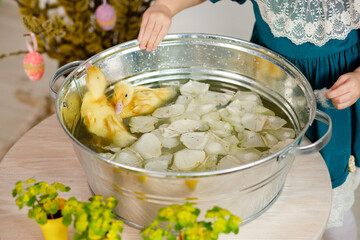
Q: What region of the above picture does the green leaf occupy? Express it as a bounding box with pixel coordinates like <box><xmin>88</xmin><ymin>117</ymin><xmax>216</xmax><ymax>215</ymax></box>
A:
<box><xmin>28</xmin><ymin>186</ymin><xmax>38</xmax><ymax>196</ymax></box>
<box><xmin>106</xmin><ymin>196</ymin><xmax>118</xmax><ymax>209</ymax></box>
<box><xmin>74</xmin><ymin>212</ymin><xmax>89</xmax><ymax>233</ymax></box>
<box><xmin>12</xmin><ymin>188</ymin><xmax>17</xmax><ymax>197</ymax></box>
<box><xmin>38</xmin><ymin>182</ymin><xmax>49</xmax><ymax>193</ymax></box>
<box><xmin>141</xmin><ymin>226</ymin><xmax>152</xmax><ymax>236</ymax></box>
<box><xmin>73</xmin><ymin>233</ymin><xmax>82</xmax><ymax>240</ymax></box>
<box><xmin>205</xmin><ymin>206</ymin><xmax>221</xmax><ymax>219</ymax></box>
<box><xmin>28</xmin><ymin>208</ymin><xmax>35</xmax><ymax>219</ymax></box>
<box><xmin>212</xmin><ymin>218</ymin><xmax>228</xmax><ymax>235</ymax></box>
<box><xmin>41</xmin><ymin>198</ymin><xmax>51</xmax><ymax>212</ymax></box>
<box><xmin>15</xmin><ymin>196</ymin><xmax>24</xmax><ymax>209</ymax></box>
<box><xmin>167</xmin><ymin>235</ymin><xmax>177</xmax><ymax>240</ymax></box>
<box><xmin>180</xmin><ymin>202</ymin><xmax>197</xmax><ymax>213</ymax></box>
<box><xmin>34</xmin><ymin>206</ymin><xmax>48</xmax><ymax>225</ymax></box>
<box><xmin>40</xmin><ymin>194</ymin><xmax>50</xmax><ymax>200</ymax></box>
<box><xmin>227</xmin><ymin>215</ymin><xmax>241</xmax><ymax>234</ymax></box>
<box><xmin>48</xmin><ymin>200</ymin><xmax>60</xmax><ymax>214</ymax></box>
<box><xmin>174</xmin><ymin>222</ymin><xmax>182</xmax><ymax>231</ymax></box>
<box><xmin>177</xmin><ymin>211</ymin><xmax>197</xmax><ymax>228</ymax></box>
<box><xmin>51</xmin><ymin>193</ymin><xmax>59</xmax><ymax>201</ymax></box>
<box><xmin>22</xmin><ymin>192</ymin><xmax>31</xmax><ymax>205</ymax></box>
<box><xmin>46</xmin><ymin>185</ymin><xmax>57</xmax><ymax>195</ymax></box>
<box><xmin>158</xmin><ymin>206</ymin><xmax>175</xmax><ymax>221</ymax></box>
<box><xmin>218</xmin><ymin>208</ymin><xmax>231</xmax><ymax>218</ymax></box>
<box><xmin>115</xmin><ymin>219</ymin><xmax>124</xmax><ymax>233</ymax></box>
<box><xmin>25</xmin><ymin>178</ymin><xmax>36</xmax><ymax>184</ymax></box>
<box><xmin>148</xmin><ymin>228</ymin><xmax>166</xmax><ymax>240</ymax></box>
<box><xmin>15</xmin><ymin>181</ymin><xmax>23</xmax><ymax>186</ymax></box>
<box><xmin>106</xmin><ymin>227</ymin><xmax>121</xmax><ymax>240</ymax></box>
<box><xmin>199</xmin><ymin>221</ymin><xmax>212</xmax><ymax>230</ymax></box>
<box><xmin>183</xmin><ymin>228</ymin><xmax>205</xmax><ymax>240</ymax></box>
<box><xmin>193</xmin><ymin>208</ymin><xmax>200</xmax><ymax>216</ymax></box>
<box><xmin>13</xmin><ymin>181</ymin><xmax>23</xmax><ymax>197</ymax></box>
<box><xmin>51</xmin><ymin>182</ymin><xmax>71</xmax><ymax>192</ymax></box>
<box><xmin>26</xmin><ymin>195</ymin><xmax>36</xmax><ymax>207</ymax></box>
<box><xmin>62</xmin><ymin>212</ymin><xmax>73</xmax><ymax>226</ymax></box>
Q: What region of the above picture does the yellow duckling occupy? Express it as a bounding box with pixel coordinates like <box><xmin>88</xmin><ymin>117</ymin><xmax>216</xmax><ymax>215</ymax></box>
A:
<box><xmin>113</xmin><ymin>82</ymin><xmax>176</xmax><ymax>119</ymax></box>
<box><xmin>80</xmin><ymin>64</ymin><xmax>136</xmax><ymax>148</ymax></box>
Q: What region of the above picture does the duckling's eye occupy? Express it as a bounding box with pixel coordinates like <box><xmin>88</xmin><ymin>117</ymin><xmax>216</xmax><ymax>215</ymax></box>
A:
<box><xmin>125</xmin><ymin>94</ymin><xmax>128</xmax><ymax>97</ymax></box>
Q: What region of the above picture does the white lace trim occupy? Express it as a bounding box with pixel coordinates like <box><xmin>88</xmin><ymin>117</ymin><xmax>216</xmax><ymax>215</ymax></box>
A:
<box><xmin>255</xmin><ymin>0</ymin><xmax>360</xmax><ymax>46</ymax></box>
<box><xmin>327</xmin><ymin>167</ymin><xmax>360</xmax><ymax>228</ymax></box>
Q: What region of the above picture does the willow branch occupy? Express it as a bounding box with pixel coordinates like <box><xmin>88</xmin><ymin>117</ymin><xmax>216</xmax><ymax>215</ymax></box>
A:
<box><xmin>14</xmin><ymin>0</ymin><xmax>24</xmax><ymax>8</ymax></box>
<box><xmin>0</xmin><ymin>50</ymin><xmax>44</xmax><ymax>60</ymax></box>
<box><xmin>0</xmin><ymin>50</ymin><xmax>28</xmax><ymax>60</ymax></box>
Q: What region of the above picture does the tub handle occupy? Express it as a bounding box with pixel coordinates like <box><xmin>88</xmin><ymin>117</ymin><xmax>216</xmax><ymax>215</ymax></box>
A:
<box><xmin>49</xmin><ymin>60</ymin><xmax>84</xmax><ymax>99</ymax></box>
<box><xmin>293</xmin><ymin>110</ymin><xmax>332</xmax><ymax>155</ymax></box>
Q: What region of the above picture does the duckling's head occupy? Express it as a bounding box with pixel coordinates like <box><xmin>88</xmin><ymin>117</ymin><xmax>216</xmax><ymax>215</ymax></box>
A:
<box><xmin>86</xmin><ymin>64</ymin><xmax>106</xmax><ymax>100</ymax></box>
<box><xmin>113</xmin><ymin>82</ymin><xmax>134</xmax><ymax>114</ymax></box>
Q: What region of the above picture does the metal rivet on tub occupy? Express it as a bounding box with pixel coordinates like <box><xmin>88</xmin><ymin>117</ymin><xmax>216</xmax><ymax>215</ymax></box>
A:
<box><xmin>277</xmin><ymin>153</ymin><xmax>287</xmax><ymax>162</ymax></box>
<box><xmin>63</xmin><ymin>102</ymin><xmax>67</xmax><ymax>108</ymax></box>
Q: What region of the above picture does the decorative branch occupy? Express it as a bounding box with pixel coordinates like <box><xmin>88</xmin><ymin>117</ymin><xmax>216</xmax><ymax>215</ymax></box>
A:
<box><xmin>0</xmin><ymin>50</ymin><xmax>29</xmax><ymax>59</ymax></box>
<box><xmin>3</xmin><ymin>0</ymin><xmax>153</xmax><ymax>66</ymax></box>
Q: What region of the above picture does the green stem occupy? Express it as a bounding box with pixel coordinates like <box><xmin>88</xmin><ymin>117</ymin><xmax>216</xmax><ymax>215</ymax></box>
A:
<box><xmin>178</xmin><ymin>231</ymin><xmax>184</xmax><ymax>240</ymax></box>
<box><xmin>0</xmin><ymin>50</ymin><xmax>46</xmax><ymax>60</ymax></box>
<box><xmin>14</xmin><ymin>0</ymin><xmax>24</xmax><ymax>8</ymax></box>
<box><xmin>0</xmin><ymin>50</ymin><xmax>28</xmax><ymax>59</ymax></box>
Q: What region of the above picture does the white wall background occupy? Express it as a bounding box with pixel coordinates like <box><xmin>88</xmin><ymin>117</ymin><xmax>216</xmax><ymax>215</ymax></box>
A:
<box><xmin>168</xmin><ymin>0</ymin><xmax>255</xmax><ymax>41</ymax></box>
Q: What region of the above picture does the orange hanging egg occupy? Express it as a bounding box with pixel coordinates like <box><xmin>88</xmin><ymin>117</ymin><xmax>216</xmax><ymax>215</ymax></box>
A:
<box><xmin>23</xmin><ymin>32</ymin><xmax>45</xmax><ymax>82</ymax></box>
<box><xmin>23</xmin><ymin>51</ymin><xmax>44</xmax><ymax>82</ymax></box>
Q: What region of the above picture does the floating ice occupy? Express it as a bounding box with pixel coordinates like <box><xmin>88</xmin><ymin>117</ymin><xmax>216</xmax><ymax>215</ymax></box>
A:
<box><xmin>180</xmin><ymin>132</ymin><xmax>210</xmax><ymax>150</ymax></box>
<box><xmin>152</xmin><ymin>129</ymin><xmax>180</xmax><ymax>149</ymax></box>
<box><xmin>152</xmin><ymin>104</ymin><xmax>185</xmax><ymax>118</ymax></box>
<box><xmin>113</xmin><ymin>148</ymin><xmax>143</xmax><ymax>167</ymax></box>
<box><xmin>173</xmin><ymin>149</ymin><xmax>206</xmax><ymax>171</ymax></box>
<box><xmin>132</xmin><ymin>133</ymin><xmax>162</xmax><ymax>159</ymax></box>
<box><xmin>129</xmin><ymin>116</ymin><xmax>158</xmax><ymax>133</ymax></box>
<box><xmin>179</xmin><ymin>80</ymin><xmax>210</xmax><ymax>97</ymax></box>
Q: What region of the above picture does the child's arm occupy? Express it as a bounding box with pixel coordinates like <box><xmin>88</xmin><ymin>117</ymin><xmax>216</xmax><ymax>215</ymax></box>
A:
<box><xmin>326</xmin><ymin>67</ymin><xmax>360</xmax><ymax>109</ymax></box>
<box><xmin>138</xmin><ymin>0</ymin><xmax>206</xmax><ymax>51</ymax></box>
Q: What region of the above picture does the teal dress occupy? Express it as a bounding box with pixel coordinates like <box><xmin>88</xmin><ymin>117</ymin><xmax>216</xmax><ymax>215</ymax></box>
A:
<box><xmin>211</xmin><ymin>0</ymin><xmax>360</xmax><ymax>188</ymax></box>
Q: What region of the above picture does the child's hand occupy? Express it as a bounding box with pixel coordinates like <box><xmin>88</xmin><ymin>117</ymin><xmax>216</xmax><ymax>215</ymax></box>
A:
<box><xmin>138</xmin><ymin>4</ymin><xmax>172</xmax><ymax>51</ymax></box>
<box><xmin>326</xmin><ymin>68</ymin><xmax>360</xmax><ymax>109</ymax></box>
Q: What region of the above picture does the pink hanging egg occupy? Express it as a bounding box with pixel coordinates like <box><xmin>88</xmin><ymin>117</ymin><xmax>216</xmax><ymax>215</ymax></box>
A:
<box><xmin>95</xmin><ymin>3</ymin><xmax>116</xmax><ymax>31</ymax></box>
<box><xmin>23</xmin><ymin>51</ymin><xmax>44</xmax><ymax>82</ymax></box>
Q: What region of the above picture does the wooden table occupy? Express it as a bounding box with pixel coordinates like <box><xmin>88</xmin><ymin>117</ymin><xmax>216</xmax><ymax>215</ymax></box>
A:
<box><xmin>0</xmin><ymin>115</ymin><xmax>332</xmax><ymax>240</ymax></box>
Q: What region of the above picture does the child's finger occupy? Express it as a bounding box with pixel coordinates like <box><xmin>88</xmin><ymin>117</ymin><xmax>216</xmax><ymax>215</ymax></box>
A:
<box><xmin>140</xmin><ymin>19</ymin><xmax>156</xmax><ymax>50</ymax></box>
<box><xmin>138</xmin><ymin>15</ymin><xmax>149</xmax><ymax>43</ymax></box>
<box><xmin>332</xmin><ymin>98</ymin><xmax>356</xmax><ymax>109</ymax></box>
<box><xmin>330</xmin><ymin>91</ymin><xmax>353</xmax><ymax>105</ymax></box>
<box><xmin>326</xmin><ymin>81</ymin><xmax>351</xmax><ymax>99</ymax></box>
<box><xmin>152</xmin><ymin>26</ymin><xmax>168</xmax><ymax>50</ymax></box>
<box><xmin>329</xmin><ymin>74</ymin><xmax>350</xmax><ymax>90</ymax></box>
<box><xmin>146</xmin><ymin>23</ymin><xmax>163</xmax><ymax>51</ymax></box>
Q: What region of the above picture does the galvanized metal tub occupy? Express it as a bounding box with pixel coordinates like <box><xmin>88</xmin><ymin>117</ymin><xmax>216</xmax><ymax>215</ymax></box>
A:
<box><xmin>50</xmin><ymin>34</ymin><xmax>331</xmax><ymax>228</ymax></box>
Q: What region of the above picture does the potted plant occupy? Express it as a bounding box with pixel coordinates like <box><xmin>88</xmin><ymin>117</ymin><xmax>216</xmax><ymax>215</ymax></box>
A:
<box><xmin>13</xmin><ymin>179</ymin><xmax>241</xmax><ymax>240</ymax></box>
<box><xmin>141</xmin><ymin>202</ymin><xmax>242</xmax><ymax>240</ymax></box>
<box><xmin>12</xmin><ymin>178</ymin><xmax>71</xmax><ymax>240</ymax></box>
<box><xmin>61</xmin><ymin>195</ymin><xmax>124</xmax><ymax>240</ymax></box>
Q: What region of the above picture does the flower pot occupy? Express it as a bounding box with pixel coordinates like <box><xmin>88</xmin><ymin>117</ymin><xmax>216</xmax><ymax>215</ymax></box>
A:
<box><xmin>38</xmin><ymin>197</ymin><xmax>68</xmax><ymax>240</ymax></box>
<box><xmin>39</xmin><ymin>217</ymin><xmax>68</xmax><ymax>240</ymax></box>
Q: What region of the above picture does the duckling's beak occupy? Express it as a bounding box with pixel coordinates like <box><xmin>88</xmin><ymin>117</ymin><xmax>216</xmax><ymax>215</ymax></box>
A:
<box><xmin>85</xmin><ymin>62</ymin><xmax>92</xmax><ymax>71</ymax></box>
<box><xmin>115</xmin><ymin>101</ymin><xmax>124</xmax><ymax>114</ymax></box>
